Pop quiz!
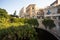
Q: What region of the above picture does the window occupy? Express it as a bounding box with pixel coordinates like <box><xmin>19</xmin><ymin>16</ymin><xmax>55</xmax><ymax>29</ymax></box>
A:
<box><xmin>53</xmin><ymin>16</ymin><xmax>56</xmax><ymax>19</ymax></box>
<box><xmin>32</xmin><ymin>7</ymin><xmax>34</xmax><ymax>9</ymax></box>
<box><xmin>47</xmin><ymin>10</ymin><xmax>51</xmax><ymax>15</ymax></box>
<box><xmin>58</xmin><ymin>22</ymin><xmax>60</xmax><ymax>27</ymax></box>
<box><xmin>57</xmin><ymin>8</ymin><xmax>60</xmax><ymax>13</ymax></box>
<box><xmin>58</xmin><ymin>16</ymin><xmax>60</xmax><ymax>20</ymax></box>
<box><xmin>46</xmin><ymin>17</ymin><xmax>51</xmax><ymax>19</ymax></box>
<box><xmin>42</xmin><ymin>16</ymin><xmax>44</xmax><ymax>19</ymax></box>
<box><xmin>32</xmin><ymin>16</ymin><xmax>34</xmax><ymax>18</ymax></box>
<box><xmin>37</xmin><ymin>12</ymin><xmax>40</xmax><ymax>15</ymax></box>
<box><xmin>37</xmin><ymin>16</ymin><xmax>40</xmax><ymax>19</ymax></box>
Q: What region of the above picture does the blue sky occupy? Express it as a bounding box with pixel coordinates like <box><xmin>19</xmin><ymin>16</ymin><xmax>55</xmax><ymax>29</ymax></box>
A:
<box><xmin>0</xmin><ymin>0</ymin><xmax>56</xmax><ymax>15</ymax></box>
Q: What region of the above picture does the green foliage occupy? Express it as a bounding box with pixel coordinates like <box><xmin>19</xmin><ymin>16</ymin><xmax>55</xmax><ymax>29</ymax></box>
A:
<box><xmin>0</xmin><ymin>8</ymin><xmax>9</xmax><ymax>18</ymax></box>
<box><xmin>26</xmin><ymin>18</ymin><xmax>39</xmax><ymax>27</ymax></box>
<box><xmin>0</xmin><ymin>24</ymin><xmax>37</xmax><ymax>40</ymax></box>
<box><xmin>42</xmin><ymin>19</ymin><xmax>56</xmax><ymax>29</ymax></box>
<box><xmin>19</xmin><ymin>18</ymin><xmax>26</xmax><ymax>23</ymax></box>
<box><xmin>0</xmin><ymin>18</ymin><xmax>38</xmax><ymax>40</ymax></box>
<box><xmin>0</xmin><ymin>8</ymin><xmax>38</xmax><ymax>40</ymax></box>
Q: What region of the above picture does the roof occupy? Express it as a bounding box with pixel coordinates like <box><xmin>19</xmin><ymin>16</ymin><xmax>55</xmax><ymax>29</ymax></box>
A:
<box><xmin>50</xmin><ymin>0</ymin><xmax>58</xmax><ymax>6</ymax></box>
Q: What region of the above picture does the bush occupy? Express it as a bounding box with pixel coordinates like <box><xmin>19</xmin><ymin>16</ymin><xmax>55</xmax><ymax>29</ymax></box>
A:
<box><xmin>0</xmin><ymin>9</ymin><xmax>38</xmax><ymax>40</ymax></box>
<box><xmin>0</xmin><ymin>24</ymin><xmax>37</xmax><ymax>40</ymax></box>
<box><xmin>42</xmin><ymin>19</ymin><xmax>56</xmax><ymax>29</ymax></box>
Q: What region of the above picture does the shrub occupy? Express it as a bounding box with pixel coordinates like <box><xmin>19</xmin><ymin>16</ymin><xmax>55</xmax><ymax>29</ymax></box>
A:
<box><xmin>42</xmin><ymin>19</ymin><xmax>56</xmax><ymax>29</ymax></box>
<box><xmin>0</xmin><ymin>24</ymin><xmax>37</xmax><ymax>40</ymax></box>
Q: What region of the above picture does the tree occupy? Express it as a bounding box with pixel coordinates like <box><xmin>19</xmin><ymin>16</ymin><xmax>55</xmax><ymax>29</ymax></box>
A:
<box><xmin>13</xmin><ymin>10</ymin><xmax>16</xmax><ymax>16</ymax></box>
<box><xmin>0</xmin><ymin>8</ymin><xmax>9</xmax><ymax>18</ymax></box>
<box><xmin>42</xmin><ymin>19</ymin><xmax>56</xmax><ymax>29</ymax></box>
<box><xmin>27</xmin><ymin>18</ymin><xmax>39</xmax><ymax>27</ymax></box>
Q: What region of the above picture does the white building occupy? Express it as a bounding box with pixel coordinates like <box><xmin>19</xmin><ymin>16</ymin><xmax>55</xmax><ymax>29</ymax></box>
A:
<box><xmin>50</xmin><ymin>0</ymin><xmax>60</xmax><ymax>6</ymax></box>
<box><xmin>44</xmin><ymin>0</ymin><xmax>60</xmax><ymax>33</ymax></box>
<box><xmin>44</xmin><ymin>5</ymin><xmax>60</xmax><ymax>29</ymax></box>
<box><xmin>19</xmin><ymin>7</ymin><xmax>26</xmax><ymax>18</ymax></box>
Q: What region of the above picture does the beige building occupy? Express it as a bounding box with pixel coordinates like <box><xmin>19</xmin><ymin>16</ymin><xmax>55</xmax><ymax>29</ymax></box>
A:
<box><xmin>37</xmin><ymin>9</ymin><xmax>44</xmax><ymax>19</ymax></box>
<box><xmin>19</xmin><ymin>7</ymin><xmax>25</xmax><ymax>18</ymax></box>
<box><xmin>25</xmin><ymin>4</ymin><xmax>45</xmax><ymax>28</ymax></box>
<box><xmin>26</xmin><ymin>4</ymin><xmax>37</xmax><ymax>18</ymax></box>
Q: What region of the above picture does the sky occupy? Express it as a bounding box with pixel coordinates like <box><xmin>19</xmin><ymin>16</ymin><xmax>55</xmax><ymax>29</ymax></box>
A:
<box><xmin>0</xmin><ymin>0</ymin><xmax>56</xmax><ymax>15</ymax></box>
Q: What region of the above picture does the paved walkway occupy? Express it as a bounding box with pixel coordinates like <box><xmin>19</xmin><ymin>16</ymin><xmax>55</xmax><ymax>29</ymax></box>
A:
<box><xmin>50</xmin><ymin>31</ymin><xmax>60</xmax><ymax>40</ymax></box>
<box><xmin>35</xmin><ymin>28</ymin><xmax>58</xmax><ymax>40</ymax></box>
<box><xmin>37</xmin><ymin>27</ymin><xmax>60</xmax><ymax>40</ymax></box>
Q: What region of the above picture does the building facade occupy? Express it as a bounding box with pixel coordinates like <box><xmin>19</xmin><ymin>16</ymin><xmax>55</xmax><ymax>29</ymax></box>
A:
<box><xmin>50</xmin><ymin>0</ymin><xmax>60</xmax><ymax>6</ymax></box>
<box><xmin>26</xmin><ymin>4</ymin><xmax>37</xmax><ymax>18</ymax></box>
<box><xmin>19</xmin><ymin>0</ymin><xmax>60</xmax><ymax>31</ymax></box>
<box><xmin>37</xmin><ymin>9</ymin><xmax>44</xmax><ymax>19</ymax></box>
<box><xmin>44</xmin><ymin>4</ymin><xmax>60</xmax><ymax>33</ymax></box>
<box><xmin>19</xmin><ymin>7</ymin><xmax>25</xmax><ymax>18</ymax></box>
